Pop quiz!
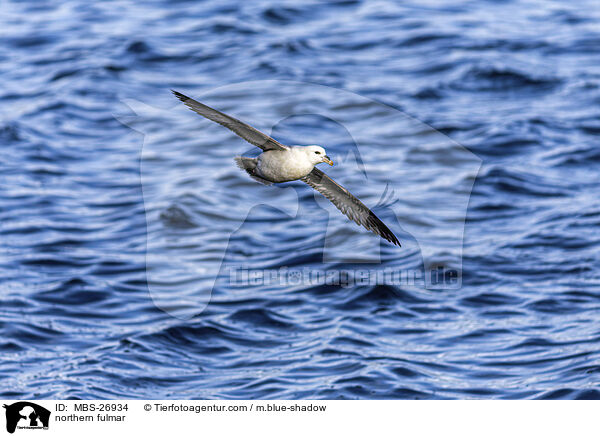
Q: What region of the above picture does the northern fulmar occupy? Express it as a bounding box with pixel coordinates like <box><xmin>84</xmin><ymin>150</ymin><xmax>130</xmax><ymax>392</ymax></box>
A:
<box><xmin>172</xmin><ymin>90</ymin><xmax>400</xmax><ymax>246</ymax></box>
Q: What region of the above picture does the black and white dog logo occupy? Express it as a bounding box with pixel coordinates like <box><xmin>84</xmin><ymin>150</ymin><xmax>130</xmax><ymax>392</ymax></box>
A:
<box><xmin>3</xmin><ymin>402</ymin><xmax>50</xmax><ymax>434</ymax></box>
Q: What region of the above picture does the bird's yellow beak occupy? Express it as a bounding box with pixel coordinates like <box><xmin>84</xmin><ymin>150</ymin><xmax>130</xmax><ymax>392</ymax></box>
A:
<box><xmin>324</xmin><ymin>155</ymin><xmax>334</xmax><ymax>166</ymax></box>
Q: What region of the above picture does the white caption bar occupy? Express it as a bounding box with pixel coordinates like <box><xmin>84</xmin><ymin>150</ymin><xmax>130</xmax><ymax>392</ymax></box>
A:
<box><xmin>0</xmin><ymin>400</ymin><xmax>593</xmax><ymax>436</ymax></box>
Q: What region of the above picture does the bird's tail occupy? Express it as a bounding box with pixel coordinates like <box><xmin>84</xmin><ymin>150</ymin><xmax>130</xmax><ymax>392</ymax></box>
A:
<box><xmin>234</xmin><ymin>157</ymin><xmax>272</xmax><ymax>185</ymax></box>
<box><xmin>235</xmin><ymin>156</ymin><xmax>257</xmax><ymax>172</ymax></box>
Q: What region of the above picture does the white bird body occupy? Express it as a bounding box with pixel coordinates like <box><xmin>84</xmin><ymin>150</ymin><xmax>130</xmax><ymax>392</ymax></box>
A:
<box><xmin>257</xmin><ymin>146</ymin><xmax>328</xmax><ymax>182</ymax></box>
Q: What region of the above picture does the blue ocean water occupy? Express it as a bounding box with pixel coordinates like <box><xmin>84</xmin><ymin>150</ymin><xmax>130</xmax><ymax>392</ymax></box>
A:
<box><xmin>1</xmin><ymin>0</ymin><xmax>599</xmax><ymax>399</ymax></box>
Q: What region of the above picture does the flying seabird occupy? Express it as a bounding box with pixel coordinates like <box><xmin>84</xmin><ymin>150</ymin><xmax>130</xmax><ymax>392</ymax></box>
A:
<box><xmin>172</xmin><ymin>90</ymin><xmax>400</xmax><ymax>246</ymax></box>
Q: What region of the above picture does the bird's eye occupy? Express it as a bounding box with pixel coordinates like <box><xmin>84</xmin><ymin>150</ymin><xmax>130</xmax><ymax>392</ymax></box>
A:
<box><xmin>315</xmin><ymin>151</ymin><xmax>321</xmax><ymax>155</ymax></box>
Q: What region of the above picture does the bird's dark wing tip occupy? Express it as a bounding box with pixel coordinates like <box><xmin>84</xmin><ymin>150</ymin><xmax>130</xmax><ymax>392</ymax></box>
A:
<box><xmin>367</xmin><ymin>210</ymin><xmax>401</xmax><ymax>247</ymax></box>
<box><xmin>385</xmin><ymin>232</ymin><xmax>401</xmax><ymax>247</ymax></box>
<box><xmin>171</xmin><ymin>89</ymin><xmax>189</xmax><ymax>101</ymax></box>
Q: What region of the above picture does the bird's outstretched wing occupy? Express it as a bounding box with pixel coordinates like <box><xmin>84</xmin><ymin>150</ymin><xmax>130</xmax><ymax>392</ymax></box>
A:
<box><xmin>302</xmin><ymin>168</ymin><xmax>400</xmax><ymax>246</ymax></box>
<box><xmin>172</xmin><ymin>90</ymin><xmax>288</xmax><ymax>152</ymax></box>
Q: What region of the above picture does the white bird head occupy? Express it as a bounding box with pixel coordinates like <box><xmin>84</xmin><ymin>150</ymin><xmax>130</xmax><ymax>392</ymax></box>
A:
<box><xmin>304</xmin><ymin>145</ymin><xmax>333</xmax><ymax>166</ymax></box>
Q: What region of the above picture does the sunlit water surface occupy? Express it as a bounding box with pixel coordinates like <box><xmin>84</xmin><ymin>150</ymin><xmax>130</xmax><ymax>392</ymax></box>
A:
<box><xmin>1</xmin><ymin>0</ymin><xmax>599</xmax><ymax>399</ymax></box>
